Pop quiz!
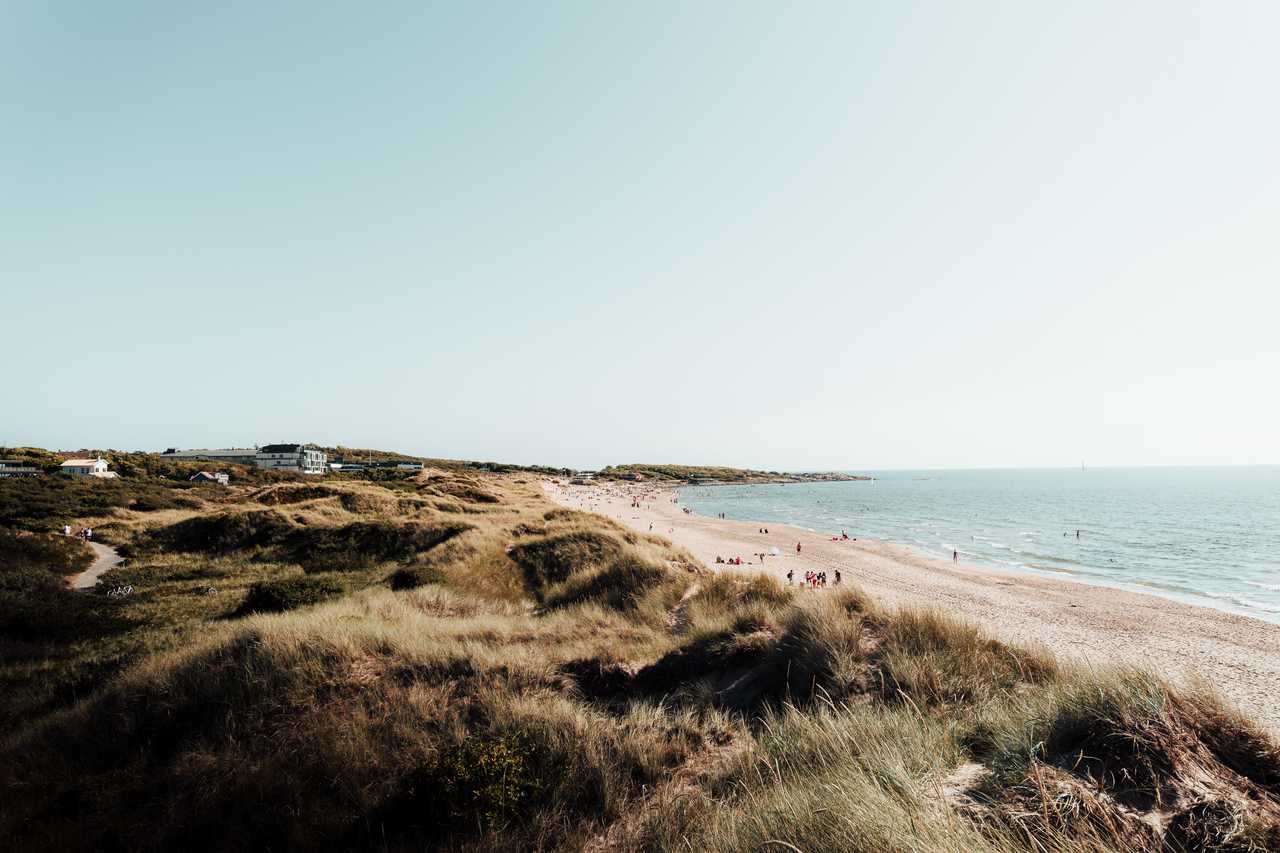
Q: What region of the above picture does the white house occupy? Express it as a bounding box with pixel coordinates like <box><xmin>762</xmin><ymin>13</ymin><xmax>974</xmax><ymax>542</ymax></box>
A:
<box><xmin>60</xmin><ymin>457</ymin><xmax>113</xmax><ymax>477</ymax></box>
<box><xmin>190</xmin><ymin>471</ymin><xmax>230</xmax><ymax>485</ymax></box>
<box><xmin>256</xmin><ymin>444</ymin><xmax>326</xmax><ymax>475</ymax></box>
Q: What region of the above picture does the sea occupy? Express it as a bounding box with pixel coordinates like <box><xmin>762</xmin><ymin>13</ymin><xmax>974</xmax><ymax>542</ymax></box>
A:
<box><xmin>677</xmin><ymin>466</ymin><xmax>1280</xmax><ymax>625</ymax></box>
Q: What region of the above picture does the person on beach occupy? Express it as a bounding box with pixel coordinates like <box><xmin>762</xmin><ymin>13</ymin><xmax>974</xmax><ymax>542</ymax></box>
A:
<box><xmin>786</xmin><ymin>569</ymin><xmax>793</xmax><ymax>585</ymax></box>
<box><xmin>834</xmin><ymin>570</ymin><xmax>841</xmax><ymax>586</ymax></box>
<box><xmin>796</xmin><ymin>542</ymin><xmax>802</xmax><ymax>554</ymax></box>
<box><xmin>953</xmin><ymin>549</ymin><xmax>958</xmax><ymax>563</ymax></box>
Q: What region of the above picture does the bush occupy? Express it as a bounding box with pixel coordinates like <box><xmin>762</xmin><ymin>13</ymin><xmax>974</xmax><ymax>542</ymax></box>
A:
<box><xmin>288</xmin><ymin>522</ymin><xmax>472</xmax><ymax>572</ymax></box>
<box><xmin>0</xmin><ymin>529</ymin><xmax>93</xmax><ymax>577</ymax></box>
<box><xmin>236</xmin><ymin>576</ymin><xmax>344</xmax><ymax>615</ymax></box>
<box><xmin>414</xmin><ymin>730</ymin><xmax>545</xmax><ymax>831</ymax></box>
<box><xmin>149</xmin><ymin>511</ymin><xmax>295</xmax><ymax>554</ymax></box>
<box><xmin>0</xmin><ymin>478</ymin><xmax>176</xmax><ymax>530</ymax></box>
<box><xmin>508</xmin><ymin>530</ymin><xmax>625</xmax><ymax>596</ymax></box>
<box><xmin>388</xmin><ymin>565</ymin><xmax>446</xmax><ymax>590</ymax></box>
<box><xmin>542</xmin><ymin>553</ymin><xmax>671</xmax><ymax>611</ymax></box>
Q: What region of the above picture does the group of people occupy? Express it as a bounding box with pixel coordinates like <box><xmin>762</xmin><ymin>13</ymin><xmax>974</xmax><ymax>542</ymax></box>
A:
<box><xmin>63</xmin><ymin>524</ymin><xmax>92</xmax><ymax>541</ymax></box>
<box><xmin>715</xmin><ymin>556</ymin><xmax>746</xmax><ymax>566</ymax></box>
<box><xmin>786</xmin><ymin>568</ymin><xmax>839</xmax><ymax>588</ymax></box>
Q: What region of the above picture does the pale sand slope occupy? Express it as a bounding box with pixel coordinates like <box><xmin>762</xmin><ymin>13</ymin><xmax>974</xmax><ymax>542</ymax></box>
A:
<box><xmin>544</xmin><ymin>480</ymin><xmax>1280</xmax><ymax>732</ymax></box>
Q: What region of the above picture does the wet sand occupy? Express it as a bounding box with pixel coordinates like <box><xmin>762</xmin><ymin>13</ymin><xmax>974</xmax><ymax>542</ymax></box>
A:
<box><xmin>544</xmin><ymin>479</ymin><xmax>1280</xmax><ymax>732</ymax></box>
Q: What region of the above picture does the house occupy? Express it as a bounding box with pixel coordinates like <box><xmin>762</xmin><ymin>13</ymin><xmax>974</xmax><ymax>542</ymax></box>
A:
<box><xmin>0</xmin><ymin>460</ymin><xmax>41</xmax><ymax>478</ymax></box>
<box><xmin>161</xmin><ymin>447</ymin><xmax>259</xmax><ymax>466</ymax></box>
<box><xmin>60</xmin><ymin>457</ymin><xmax>114</xmax><ymax>478</ymax></box>
<box><xmin>256</xmin><ymin>444</ymin><xmax>326</xmax><ymax>475</ymax></box>
<box><xmin>190</xmin><ymin>471</ymin><xmax>230</xmax><ymax>485</ymax></box>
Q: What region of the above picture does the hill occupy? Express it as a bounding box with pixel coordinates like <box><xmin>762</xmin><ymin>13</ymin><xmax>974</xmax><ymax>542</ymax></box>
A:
<box><xmin>0</xmin><ymin>450</ymin><xmax>1276</xmax><ymax>852</ymax></box>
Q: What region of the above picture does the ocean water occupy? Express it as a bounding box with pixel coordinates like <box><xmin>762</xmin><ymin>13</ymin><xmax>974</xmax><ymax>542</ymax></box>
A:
<box><xmin>677</xmin><ymin>467</ymin><xmax>1280</xmax><ymax>624</ymax></box>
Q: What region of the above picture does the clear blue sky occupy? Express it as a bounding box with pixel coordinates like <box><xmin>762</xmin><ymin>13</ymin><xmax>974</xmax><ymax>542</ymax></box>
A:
<box><xmin>4</xmin><ymin>2</ymin><xmax>1278</xmax><ymax>469</ymax></box>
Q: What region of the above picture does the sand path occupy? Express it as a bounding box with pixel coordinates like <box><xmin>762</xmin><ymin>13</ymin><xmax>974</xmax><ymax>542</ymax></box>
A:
<box><xmin>67</xmin><ymin>541</ymin><xmax>124</xmax><ymax>590</ymax></box>
<box><xmin>544</xmin><ymin>480</ymin><xmax>1280</xmax><ymax>732</ymax></box>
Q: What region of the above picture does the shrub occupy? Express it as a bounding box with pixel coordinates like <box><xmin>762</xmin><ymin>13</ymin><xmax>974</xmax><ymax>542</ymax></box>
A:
<box><xmin>287</xmin><ymin>522</ymin><xmax>471</xmax><ymax>572</ymax></box>
<box><xmin>388</xmin><ymin>565</ymin><xmax>446</xmax><ymax>590</ymax></box>
<box><xmin>0</xmin><ymin>477</ymin><xmax>196</xmax><ymax>530</ymax></box>
<box><xmin>508</xmin><ymin>530</ymin><xmax>625</xmax><ymax>596</ymax></box>
<box><xmin>149</xmin><ymin>511</ymin><xmax>295</xmax><ymax>554</ymax></box>
<box><xmin>236</xmin><ymin>576</ymin><xmax>344</xmax><ymax>615</ymax></box>
<box><xmin>419</xmin><ymin>730</ymin><xmax>544</xmax><ymax>830</ymax></box>
<box><xmin>542</xmin><ymin>553</ymin><xmax>673</xmax><ymax>612</ymax></box>
<box><xmin>0</xmin><ymin>528</ymin><xmax>93</xmax><ymax>577</ymax></box>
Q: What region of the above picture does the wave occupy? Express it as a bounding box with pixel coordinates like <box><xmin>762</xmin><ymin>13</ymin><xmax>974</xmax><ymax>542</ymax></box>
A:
<box><xmin>1025</xmin><ymin>562</ymin><xmax>1075</xmax><ymax>576</ymax></box>
<box><xmin>1017</xmin><ymin>551</ymin><xmax>1082</xmax><ymax>567</ymax></box>
<box><xmin>1232</xmin><ymin>598</ymin><xmax>1280</xmax><ymax>614</ymax></box>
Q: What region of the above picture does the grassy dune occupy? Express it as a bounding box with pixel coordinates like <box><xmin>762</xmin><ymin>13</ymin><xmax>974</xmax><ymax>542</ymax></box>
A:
<box><xmin>1</xmin><ymin>463</ymin><xmax>1278</xmax><ymax>852</ymax></box>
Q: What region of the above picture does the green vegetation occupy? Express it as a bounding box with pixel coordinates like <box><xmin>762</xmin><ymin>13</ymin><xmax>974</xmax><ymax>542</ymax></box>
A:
<box><xmin>596</xmin><ymin>463</ymin><xmax>870</xmax><ymax>483</ymax></box>
<box><xmin>0</xmin><ymin>449</ymin><xmax>1276</xmax><ymax>852</ymax></box>
<box><xmin>237</xmin><ymin>576</ymin><xmax>346</xmax><ymax>614</ymax></box>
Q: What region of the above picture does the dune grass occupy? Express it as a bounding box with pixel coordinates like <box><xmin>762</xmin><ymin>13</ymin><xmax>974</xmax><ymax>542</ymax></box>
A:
<box><xmin>1</xmin><ymin>461</ymin><xmax>1278</xmax><ymax>852</ymax></box>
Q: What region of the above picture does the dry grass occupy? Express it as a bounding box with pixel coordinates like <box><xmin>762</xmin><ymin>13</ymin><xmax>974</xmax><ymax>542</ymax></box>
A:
<box><xmin>2</xmin><ymin>465</ymin><xmax>1278</xmax><ymax>852</ymax></box>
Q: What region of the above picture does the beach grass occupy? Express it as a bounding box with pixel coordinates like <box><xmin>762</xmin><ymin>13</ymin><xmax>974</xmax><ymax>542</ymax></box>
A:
<box><xmin>1</xmin><ymin>459</ymin><xmax>1277</xmax><ymax>852</ymax></box>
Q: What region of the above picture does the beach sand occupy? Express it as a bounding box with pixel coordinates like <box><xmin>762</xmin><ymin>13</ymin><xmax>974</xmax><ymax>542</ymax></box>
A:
<box><xmin>544</xmin><ymin>479</ymin><xmax>1280</xmax><ymax>732</ymax></box>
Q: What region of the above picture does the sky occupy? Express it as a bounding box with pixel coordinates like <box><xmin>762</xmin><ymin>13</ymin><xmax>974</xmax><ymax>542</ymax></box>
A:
<box><xmin>3</xmin><ymin>1</ymin><xmax>1279</xmax><ymax>470</ymax></box>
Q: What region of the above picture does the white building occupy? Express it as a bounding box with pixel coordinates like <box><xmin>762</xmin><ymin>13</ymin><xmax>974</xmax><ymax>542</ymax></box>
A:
<box><xmin>60</xmin><ymin>457</ymin><xmax>113</xmax><ymax>477</ymax></box>
<box><xmin>256</xmin><ymin>444</ymin><xmax>326</xmax><ymax>475</ymax></box>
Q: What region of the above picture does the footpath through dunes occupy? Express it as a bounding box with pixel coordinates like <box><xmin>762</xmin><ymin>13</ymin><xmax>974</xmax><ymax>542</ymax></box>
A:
<box><xmin>544</xmin><ymin>479</ymin><xmax>1280</xmax><ymax>733</ymax></box>
<box><xmin>67</xmin><ymin>541</ymin><xmax>123</xmax><ymax>590</ymax></box>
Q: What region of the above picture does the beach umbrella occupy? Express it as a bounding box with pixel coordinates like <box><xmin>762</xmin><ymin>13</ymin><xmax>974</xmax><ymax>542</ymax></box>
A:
<box><xmin>770</xmin><ymin>546</ymin><xmax>780</xmax><ymax>556</ymax></box>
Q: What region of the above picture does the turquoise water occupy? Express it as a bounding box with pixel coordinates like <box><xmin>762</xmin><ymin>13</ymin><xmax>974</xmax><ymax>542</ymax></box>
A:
<box><xmin>678</xmin><ymin>467</ymin><xmax>1280</xmax><ymax>624</ymax></box>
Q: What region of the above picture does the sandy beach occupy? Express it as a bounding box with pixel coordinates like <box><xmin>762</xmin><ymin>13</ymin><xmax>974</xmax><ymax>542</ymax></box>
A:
<box><xmin>544</xmin><ymin>479</ymin><xmax>1280</xmax><ymax>731</ymax></box>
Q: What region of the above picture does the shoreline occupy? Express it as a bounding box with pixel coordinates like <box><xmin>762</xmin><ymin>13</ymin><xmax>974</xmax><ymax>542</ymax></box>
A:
<box><xmin>543</xmin><ymin>478</ymin><xmax>1280</xmax><ymax>732</ymax></box>
<box><xmin>669</xmin><ymin>483</ymin><xmax>1280</xmax><ymax>628</ymax></box>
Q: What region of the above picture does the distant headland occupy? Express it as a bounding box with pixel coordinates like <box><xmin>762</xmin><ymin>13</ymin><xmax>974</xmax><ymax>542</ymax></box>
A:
<box><xmin>593</xmin><ymin>464</ymin><xmax>872</xmax><ymax>484</ymax></box>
